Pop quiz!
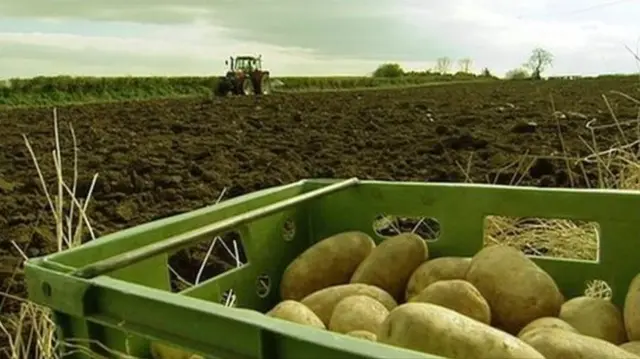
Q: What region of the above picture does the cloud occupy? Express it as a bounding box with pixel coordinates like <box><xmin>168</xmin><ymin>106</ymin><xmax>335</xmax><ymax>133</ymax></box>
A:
<box><xmin>397</xmin><ymin>0</ymin><xmax>640</xmax><ymax>74</ymax></box>
<box><xmin>204</xmin><ymin>0</ymin><xmax>452</xmax><ymax>62</ymax></box>
<box><xmin>0</xmin><ymin>20</ymin><xmax>430</xmax><ymax>78</ymax></box>
<box><xmin>1</xmin><ymin>0</ymin><xmax>640</xmax><ymax>77</ymax></box>
<box><xmin>0</xmin><ymin>0</ymin><xmax>467</xmax><ymax>62</ymax></box>
<box><xmin>0</xmin><ymin>1</ymin><xmax>213</xmax><ymax>24</ymax></box>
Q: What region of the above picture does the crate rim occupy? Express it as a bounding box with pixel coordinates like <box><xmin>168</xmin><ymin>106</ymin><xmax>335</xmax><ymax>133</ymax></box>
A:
<box><xmin>27</xmin><ymin>178</ymin><xmax>640</xmax><ymax>268</ymax></box>
<box><xmin>23</xmin><ymin>178</ymin><xmax>640</xmax><ymax>359</ymax></box>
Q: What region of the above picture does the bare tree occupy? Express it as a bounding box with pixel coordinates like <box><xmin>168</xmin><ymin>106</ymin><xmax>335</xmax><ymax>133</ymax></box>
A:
<box><xmin>458</xmin><ymin>58</ymin><xmax>473</xmax><ymax>73</ymax></box>
<box><xmin>435</xmin><ymin>57</ymin><xmax>452</xmax><ymax>74</ymax></box>
<box><xmin>524</xmin><ymin>48</ymin><xmax>553</xmax><ymax>79</ymax></box>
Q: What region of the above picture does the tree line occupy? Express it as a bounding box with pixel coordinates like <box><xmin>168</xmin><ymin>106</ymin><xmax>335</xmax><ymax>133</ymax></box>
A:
<box><xmin>372</xmin><ymin>48</ymin><xmax>553</xmax><ymax>80</ymax></box>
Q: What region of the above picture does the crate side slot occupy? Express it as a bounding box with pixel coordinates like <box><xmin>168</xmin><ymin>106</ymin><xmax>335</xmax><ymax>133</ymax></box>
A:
<box><xmin>41</xmin><ymin>181</ymin><xmax>307</xmax><ymax>269</ymax></box>
<box><xmin>303</xmin><ymin>181</ymin><xmax>640</xmax><ymax>307</ymax></box>
<box><xmin>167</xmin><ymin>228</ymin><xmax>248</xmax><ymax>293</ymax></box>
<box><xmin>179</xmin><ymin>265</ymin><xmax>251</xmax><ymax>305</ymax></box>
<box><xmin>182</xmin><ymin>208</ymin><xmax>309</xmax><ymax>313</ymax></box>
<box><xmin>70</xmin><ymin>178</ymin><xmax>359</xmax><ymax>279</ymax></box>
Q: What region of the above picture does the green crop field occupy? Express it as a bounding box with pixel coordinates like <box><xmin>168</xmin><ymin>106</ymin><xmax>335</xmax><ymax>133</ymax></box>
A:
<box><xmin>0</xmin><ymin>72</ymin><xmax>493</xmax><ymax>107</ymax></box>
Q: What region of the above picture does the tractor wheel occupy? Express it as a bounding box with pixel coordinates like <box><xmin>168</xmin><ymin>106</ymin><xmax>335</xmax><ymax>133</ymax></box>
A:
<box><xmin>215</xmin><ymin>79</ymin><xmax>233</xmax><ymax>97</ymax></box>
<box><xmin>242</xmin><ymin>78</ymin><xmax>255</xmax><ymax>95</ymax></box>
<box><xmin>259</xmin><ymin>74</ymin><xmax>272</xmax><ymax>95</ymax></box>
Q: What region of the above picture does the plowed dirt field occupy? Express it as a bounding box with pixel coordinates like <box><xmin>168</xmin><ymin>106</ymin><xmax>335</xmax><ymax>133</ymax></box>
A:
<box><xmin>1</xmin><ymin>77</ymin><xmax>639</xmax><ymax>325</ymax></box>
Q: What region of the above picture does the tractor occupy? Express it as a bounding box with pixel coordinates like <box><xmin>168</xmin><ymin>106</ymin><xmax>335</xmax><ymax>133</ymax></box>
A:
<box><xmin>215</xmin><ymin>55</ymin><xmax>271</xmax><ymax>96</ymax></box>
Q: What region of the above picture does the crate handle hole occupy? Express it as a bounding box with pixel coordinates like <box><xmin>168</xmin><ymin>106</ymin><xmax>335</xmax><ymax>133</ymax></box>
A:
<box><xmin>282</xmin><ymin>218</ymin><xmax>296</xmax><ymax>242</ymax></box>
<box><xmin>41</xmin><ymin>282</ymin><xmax>52</xmax><ymax>297</ymax></box>
<box><xmin>256</xmin><ymin>274</ymin><xmax>271</xmax><ymax>298</ymax></box>
<box><xmin>483</xmin><ymin>215</ymin><xmax>600</xmax><ymax>261</ymax></box>
<box><xmin>372</xmin><ymin>214</ymin><xmax>440</xmax><ymax>242</ymax></box>
<box><xmin>168</xmin><ymin>230</ymin><xmax>247</xmax><ymax>292</ymax></box>
<box><xmin>220</xmin><ymin>289</ymin><xmax>238</xmax><ymax>307</ymax></box>
<box><xmin>584</xmin><ymin>279</ymin><xmax>612</xmax><ymax>300</ymax></box>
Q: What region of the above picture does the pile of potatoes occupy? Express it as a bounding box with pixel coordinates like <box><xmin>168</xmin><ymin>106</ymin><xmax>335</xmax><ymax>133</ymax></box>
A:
<box><xmin>149</xmin><ymin>230</ymin><xmax>640</xmax><ymax>359</ymax></box>
<box><xmin>263</xmin><ymin>231</ymin><xmax>640</xmax><ymax>359</ymax></box>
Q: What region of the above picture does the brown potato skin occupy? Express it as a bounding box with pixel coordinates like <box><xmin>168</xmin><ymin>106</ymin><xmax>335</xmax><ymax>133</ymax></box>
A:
<box><xmin>300</xmin><ymin>283</ymin><xmax>397</xmax><ymax>326</ymax></box>
<box><xmin>351</xmin><ymin>233</ymin><xmax>428</xmax><ymax>301</ymax></box>
<box><xmin>517</xmin><ymin>317</ymin><xmax>578</xmax><ymax>338</ymax></box>
<box><xmin>346</xmin><ymin>330</ymin><xmax>377</xmax><ymax>341</ymax></box>
<box><xmin>280</xmin><ymin>231</ymin><xmax>375</xmax><ymax>301</ymax></box>
<box><xmin>329</xmin><ymin>295</ymin><xmax>389</xmax><ymax>334</ymax></box>
<box><xmin>377</xmin><ymin>303</ymin><xmax>544</xmax><ymax>359</ymax></box>
<box><xmin>521</xmin><ymin>328</ymin><xmax>640</xmax><ymax>359</ymax></box>
<box><xmin>266</xmin><ymin>300</ymin><xmax>326</xmax><ymax>329</ymax></box>
<box><xmin>405</xmin><ymin>257</ymin><xmax>471</xmax><ymax>301</ymax></box>
<box><xmin>560</xmin><ymin>296</ymin><xmax>627</xmax><ymax>344</ymax></box>
<box><xmin>409</xmin><ymin>279</ymin><xmax>490</xmax><ymax>325</ymax></box>
<box><xmin>625</xmin><ymin>274</ymin><xmax>640</xmax><ymax>341</ymax></box>
<box><xmin>621</xmin><ymin>342</ymin><xmax>640</xmax><ymax>355</ymax></box>
<box><xmin>466</xmin><ymin>245</ymin><xmax>564</xmax><ymax>334</ymax></box>
<box><xmin>150</xmin><ymin>342</ymin><xmax>202</xmax><ymax>359</ymax></box>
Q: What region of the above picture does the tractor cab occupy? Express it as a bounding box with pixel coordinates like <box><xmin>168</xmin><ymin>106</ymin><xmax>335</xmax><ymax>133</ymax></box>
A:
<box><xmin>225</xmin><ymin>55</ymin><xmax>262</xmax><ymax>74</ymax></box>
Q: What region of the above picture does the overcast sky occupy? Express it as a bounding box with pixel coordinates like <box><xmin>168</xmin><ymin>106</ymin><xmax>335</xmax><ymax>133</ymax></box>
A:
<box><xmin>1</xmin><ymin>0</ymin><xmax>640</xmax><ymax>78</ymax></box>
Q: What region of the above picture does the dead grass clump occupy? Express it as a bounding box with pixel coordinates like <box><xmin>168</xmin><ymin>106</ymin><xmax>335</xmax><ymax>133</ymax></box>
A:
<box><xmin>371</xmin><ymin>88</ymin><xmax>640</xmax><ymax>268</ymax></box>
<box><xmin>0</xmin><ymin>109</ymin><xmax>244</xmax><ymax>358</ymax></box>
<box><xmin>483</xmin><ymin>89</ymin><xmax>640</xmax><ymax>264</ymax></box>
<box><xmin>484</xmin><ymin>217</ymin><xmax>599</xmax><ymax>260</ymax></box>
<box><xmin>0</xmin><ymin>109</ymin><xmax>99</xmax><ymax>359</ymax></box>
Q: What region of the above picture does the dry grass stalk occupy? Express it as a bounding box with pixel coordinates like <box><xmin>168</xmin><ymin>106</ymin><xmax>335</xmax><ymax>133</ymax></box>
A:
<box><xmin>483</xmin><ymin>93</ymin><xmax>640</xmax><ymax>266</ymax></box>
<box><xmin>375</xmin><ymin>87</ymin><xmax>640</xmax><ymax>299</ymax></box>
<box><xmin>0</xmin><ymin>109</ymin><xmax>142</xmax><ymax>359</ymax></box>
<box><xmin>1</xmin><ymin>109</ymin><xmax>243</xmax><ymax>358</ymax></box>
<box><xmin>585</xmin><ymin>279</ymin><xmax>613</xmax><ymax>300</ymax></box>
<box><xmin>483</xmin><ymin>216</ymin><xmax>599</xmax><ymax>260</ymax></box>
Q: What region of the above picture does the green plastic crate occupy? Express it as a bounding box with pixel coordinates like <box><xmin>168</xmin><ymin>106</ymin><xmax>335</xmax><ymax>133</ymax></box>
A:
<box><xmin>24</xmin><ymin>178</ymin><xmax>640</xmax><ymax>359</ymax></box>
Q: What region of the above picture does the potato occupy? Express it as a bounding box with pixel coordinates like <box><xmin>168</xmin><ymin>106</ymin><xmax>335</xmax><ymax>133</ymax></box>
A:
<box><xmin>405</xmin><ymin>256</ymin><xmax>471</xmax><ymax>301</ymax></box>
<box><xmin>466</xmin><ymin>245</ymin><xmax>564</xmax><ymax>334</ymax></box>
<box><xmin>621</xmin><ymin>341</ymin><xmax>640</xmax><ymax>355</ymax></box>
<box><xmin>520</xmin><ymin>328</ymin><xmax>640</xmax><ymax>359</ymax></box>
<box><xmin>266</xmin><ymin>300</ymin><xmax>326</xmax><ymax>329</ymax></box>
<box><xmin>409</xmin><ymin>279</ymin><xmax>490</xmax><ymax>324</ymax></box>
<box><xmin>378</xmin><ymin>303</ymin><xmax>543</xmax><ymax>359</ymax></box>
<box><xmin>150</xmin><ymin>342</ymin><xmax>202</xmax><ymax>359</ymax></box>
<box><xmin>517</xmin><ymin>317</ymin><xmax>578</xmax><ymax>338</ymax></box>
<box><xmin>351</xmin><ymin>233</ymin><xmax>428</xmax><ymax>300</ymax></box>
<box><xmin>625</xmin><ymin>273</ymin><xmax>640</xmax><ymax>341</ymax></box>
<box><xmin>559</xmin><ymin>296</ymin><xmax>627</xmax><ymax>344</ymax></box>
<box><xmin>346</xmin><ymin>330</ymin><xmax>377</xmax><ymax>341</ymax></box>
<box><xmin>329</xmin><ymin>295</ymin><xmax>389</xmax><ymax>334</ymax></box>
<box><xmin>280</xmin><ymin>231</ymin><xmax>375</xmax><ymax>300</ymax></box>
<box><xmin>301</xmin><ymin>283</ymin><xmax>397</xmax><ymax>325</ymax></box>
